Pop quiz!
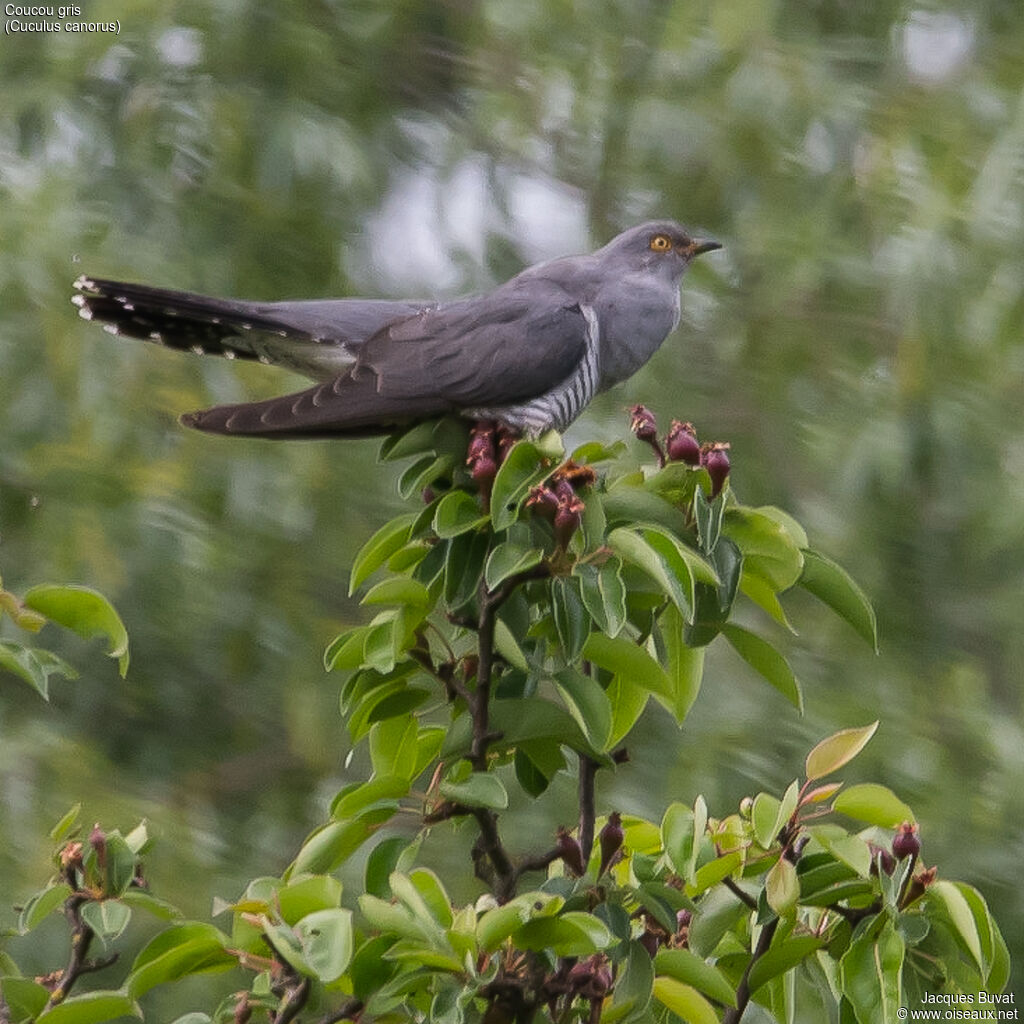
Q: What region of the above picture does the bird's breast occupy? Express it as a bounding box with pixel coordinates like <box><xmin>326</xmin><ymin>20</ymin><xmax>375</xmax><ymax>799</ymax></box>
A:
<box><xmin>594</xmin><ymin>277</ymin><xmax>681</xmax><ymax>387</ymax></box>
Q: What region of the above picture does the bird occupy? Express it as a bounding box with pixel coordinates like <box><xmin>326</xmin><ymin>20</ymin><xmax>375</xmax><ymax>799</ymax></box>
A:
<box><xmin>72</xmin><ymin>221</ymin><xmax>719</xmax><ymax>439</ymax></box>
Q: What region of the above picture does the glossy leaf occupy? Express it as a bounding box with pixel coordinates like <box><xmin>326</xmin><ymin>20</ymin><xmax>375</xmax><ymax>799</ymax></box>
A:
<box><xmin>23</xmin><ymin>585</ymin><xmax>129</xmax><ymax>677</ymax></box>
<box><xmin>439</xmin><ymin>772</ymin><xmax>508</xmax><ymax>809</ymax></box>
<box><xmin>766</xmin><ymin>857</ymin><xmax>799</xmax><ymax>916</ymax></box>
<box><xmin>433</xmin><ymin>490</ymin><xmax>489</xmax><ymax>538</ymax></box>
<box><xmin>575</xmin><ymin>558</ymin><xmax>627</xmax><ymax>637</ymax></box>
<box><xmin>292</xmin><ymin>908</ymin><xmax>353</xmax><ymax>982</ymax></box>
<box><xmin>80</xmin><ymin>900</ymin><xmax>132</xmax><ymax>945</ymax></box>
<box><xmin>722</xmin><ymin>624</ymin><xmax>802</xmax><ymax>710</ymax></box>
<box><xmin>928</xmin><ymin>880</ymin><xmax>985</xmax><ymax>971</ymax></box>
<box><xmin>839</xmin><ymin>918</ymin><xmax>904</xmax><ymax>1024</ymax></box>
<box><xmin>361</xmin><ymin>577</ymin><xmax>432</xmax><ymax>609</ymax></box>
<box><xmin>747</xmin><ymin>935</ymin><xmax>826</xmax><ymax>994</ymax></box>
<box><xmin>652</xmin><ymin>977</ymin><xmax>719</xmax><ymax>1024</ymax></box>
<box><xmin>36</xmin><ymin>991</ymin><xmax>141</xmax><ymax>1024</ymax></box>
<box><xmin>349</xmin><ymin>514</ymin><xmax>417</xmax><ymax>594</ymax></box>
<box><xmin>18</xmin><ymin>882</ymin><xmax>72</xmax><ymax>933</ymax></box>
<box><xmin>290</xmin><ymin>819</ymin><xmax>375</xmax><ymax>875</ymax></box>
<box><xmin>833</xmin><ymin>784</ymin><xmax>915</xmax><ymax>829</ymax></box>
<box><xmin>514</xmin><ymin>911</ymin><xmax>612</xmax><ymax>956</ymax></box>
<box><xmin>484</xmin><ymin>542</ymin><xmax>543</xmax><ymax>590</ymax></box>
<box><xmin>654</xmin><ymin>949</ymin><xmax>737</xmax><ymax>1007</ymax></box>
<box><xmin>806</xmin><ymin>722</ymin><xmax>878</xmax><ymax>780</ymax></box>
<box><xmin>277</xmin><ymin>875</ymin><xmax>343</xmax><ymax>925</ymax></box>
<box><xmin>721</xmin><ymin>507</ymin><xmax>804</xmax><ymax>592</ymax></box>
<box><xmin>550</xmin><ymin>577</ymin><xmax>590</xmax><ymax>662</ymax></box>
<box><xmin>554</xmin><ymin>668</ymin><xmax>612</xmax><ymax>750</ymax></box>
<box><xmin>127</xmin><ymin>923</ymin><xmax>233</xmax><ymax>998</ymax></box>
<box><xmin>800</xmin><ymin>549</ymin><xmax>878</xmax><ymax>651</ymax></box>
<box><xmin>0</xmin><ymin>977</ymin><xmax>50</xmax><ymax>1022</ymax></box>
<box><xmin>0</xmin><ymin>641</ymin><xmax>79</xmax><ymax>699</ymax></box>
<box><xmin>659</xmin><ymin>604</ymin><xmax>704</xmax><ymax>721</ymax></box>
<box><xmin>582</xmin><ymin>633</ymin><xmax>672</xmax><ymax>700</ymax></box>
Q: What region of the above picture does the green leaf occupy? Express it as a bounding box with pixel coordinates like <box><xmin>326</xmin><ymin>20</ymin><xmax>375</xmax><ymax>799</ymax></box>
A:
<box><xmin>607</xmin><ymin>527</ymin><xmax>697</xmax><ymax>621</ymax></box>
<box><xmin>603</xmin><ymin>940</ymin><xmax>654</xmax><ymax>1024</ymax></box>
<box><xmin>652</xmin><ymin>977</ymin><xmax>719</xmax><ymax>1024</ymax></box>
<box><xmin>575</xmin><ymin>558</ymin><xmax>628</xmax><ymax>638</ymax></box>
<box><xmin>839</xmin><ymin>918</ymin><xmax>904</xmax><ymax>1024</ymax></box>
<box><xmin>23</xmin><ymin>586</ymin><xmax>129</xmax><ymax>677</ymax></box>
<box><xmin>365</xmin><ymin>837</ymin><xmax>409</xmax><ymax>899</ymax></box>
<box><xmin>659</xmin><ymin>604</ymin><xmax>704</xmax><ymax>721</ymax></box>
<box><xmin>751</xmin><ymin>793</ymin><xmax>783</xmax><ymax>850</ymax></box>
<box><xmin>747</xmin><ymin>935</ymin><xmax>826</xmax><ymax>994</ymax></box>
<box><xmin>333</xmin><ymin>775</ymin><xmax>409</xmax><ymax>821</ymax></box>
<box><xmin>514</xmin><ymin>911</ymin><xmax>612</xmax><ymax>956</ymax></box>
<box><xmin>379</xmin><ymin>420</ymin><xmax>442</xmax><ymax>461</ymax></box>
<box><xmin>654</xmin><ymin>949</ymin><xmax>737</xmax><ymax>1007</ymax></box>
<box><xmin>433</xmin><ymin>490</ymin><xmax>489</xmax><ymax>538</ymax></box>
<box><xmin>19</xmin><ymin>883</ymin><xmax>72</xmax><ymax>933</ymax></box>
<box><xmin>485</xmin><ymin>543</ymin><xmax>544</xmax><ymax>590</ymax></box>
<box><xmin>686</xmin><ymin>851</ymin><xmax>744</xmax><ymax>897</ymax></box>
<box><xmin>693</xmin><ymin>486</ymin><xmax>725</xmax><ymax>553</ymax></box>
<box><xmin>1</xmin><ymin>977</ymin><xmax>50</xmax><ymax>1022</ymax></box>
<box><xmin>0</xmin><ymin>641</ymin><xmax>79</xmax><ymax>699</ymax></box>
<box><xmin>127</xmin><ymin>923</ymin><xmax>233</xmax><ymax>998</ymax></box>
<box><xmin>361</xmin><ymin>577</ymin><xmax>432</xmax><ymax>609</ymax></box>
<box><xmin>766</xmin><ymin>857</ymin><xmax>799</xmax><ymax>916</ymax></box>
<box><xmin>36</xmin><ymin>991</ymin><xmax>141</xmax><ymax>1024</ymax></box>
<box><xmin>722</xmin><ymin>507</ymin><xmax>804</xmax><ymax>593</ymax></box>
<box><xmin>583</xmin><ymin>633</ymin><xmax>672</xmax><ymax>700</ymax></box>
<box><xmin>554</xmin><ymin>668</ymin><xmax>612</xmax><ymax>750</ymax></box>
<box><xmin>800</xmin><ymin>549</ymin><xmax>878</xmax><ymax>651</ymax></box>
<box><xmin>833</xmin><ymin>784</ymin><xmax>915</xmax><ymax>829</ymax></box>
<box><xmin>277</xmin><ymin>875</ymin><xmax>343</xmax><ymax>926</ymax></box>
<box><xmin>491</xmin><ymin>439</ymin><xmax>560</xmax><ymax>531</ymax></box>
<box><xmin>440</xmin><ymin>772</ymin><xmax>508</xmax><ymax>809</ymax></box>
<box><xmin>928</xmin><ymin>880</ymin><xmax>984</xmax><ymax>971</ymax></box>
<box><xmin>292</xmin><ymin>908</ymin><xmax>354</xmax><ymax>983</ymax></box>
<box><xmin>550</xmin><ymin>577</ymin><xmax>590</xmax><ymax>662</ymax></box>
<box><xmin>80</xmin><ymin>900</ymin><xmax>132</xmax><ymax>945</ymax></box>
<box><xmin>349</xmin><ymin>514</ymin><xmax>417</xmax><ymax>594</ymax></box>
<box><xmin>806</xmin><ymin>722</ymin><xmax>879</xmax><ymax>780</ymax></box>
<box><xmin>369</xmin><ymin>715</ymin><xmax>420</xmax><ymax>780</ymax></box>
<box><xmin>571</xmin><ymin>440</ymin><xmax>627</xmax><ymax>464</ymax></box>
<box><xmin>476</xmin><ymin>893</ymin><xmax>562</xmax><ymax>953</ymax></box>
<box><xmin>807</xmin><ymin>828</ymin><xmax>874</xmax><ymax>878</ymax></box>
<box><xmin>290</xmin><ymin>820</ymin><xmax>375</xmax><ymax>875</ymax></box>
<box><xmin>50</xmin><ymin>804</ymin><xmax>82</xmax><ymax>841</ymax></box>
<box><xmin>605</xmin><ymin>674</ymin><xmax>649</xmax><ymax>747</ymax></box>
<box><xmin>721</xmin><ymin>624</ymin><xmax>802</xmax><ymax>710</ymax></box>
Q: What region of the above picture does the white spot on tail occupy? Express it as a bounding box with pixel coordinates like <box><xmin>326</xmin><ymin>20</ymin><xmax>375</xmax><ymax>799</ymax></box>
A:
<box><xmin>71</xmin><ymin>294</ymin><xmax>86</xmax><ymax>308</ymax></box>
<box><xmin>103</xmin><ymin>324</ymin><xmax>119</xmax><ymax>335</ymax></box>
<box><xmin>149</xmin><ymin>332</ymin><xmax>162</xmax><ymax>340</ymax></box>
<box><xmin>190</xmin><ymin>345</ymin><xmax>205</xmax><ymax>355</ymax></box>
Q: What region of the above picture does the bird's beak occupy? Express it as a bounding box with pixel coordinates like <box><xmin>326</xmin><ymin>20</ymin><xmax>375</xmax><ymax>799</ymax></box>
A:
<box><xmin>685</xmin><ymin>239</ymin><xmax>722</xmax><ymax>258</ymax></box>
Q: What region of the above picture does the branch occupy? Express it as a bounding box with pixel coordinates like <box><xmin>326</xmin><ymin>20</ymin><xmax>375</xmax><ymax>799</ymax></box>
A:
<box><xmin>318</xmin><ymin>998</ymin><xmax>364</xmax><ymax>1024</ymax></box>
<box><xmin>722</xmin><ymin>916</ymin><xmax>779</xmax><ymax>1024</ymax></box>
<box><xmin>723</xmin><ymin>877</ymin><xmax>758</xmax><ymax>911</ymax></box>
<box><xmin>577</xmin><ymin>754</ymin><xmax>598</xmax><ymax>867</ymax></box>
<box><xmin>45</xmin><ymin>894</ymin><xmax>96</xmax><ymax>1008</ymax></box>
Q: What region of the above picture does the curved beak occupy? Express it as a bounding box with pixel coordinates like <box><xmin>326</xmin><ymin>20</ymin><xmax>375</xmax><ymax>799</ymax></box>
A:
<box><xmin>685</xmin><ymin>239</ymin><xmax>722</xmax><ymax>258</ymax></box>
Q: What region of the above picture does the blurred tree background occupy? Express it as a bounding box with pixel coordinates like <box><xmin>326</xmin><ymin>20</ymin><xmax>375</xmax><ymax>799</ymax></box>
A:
<box><xmin>1</xmin><ymin>0</ymin><xmax>1021</xmax><ymax>1004</ymax></box>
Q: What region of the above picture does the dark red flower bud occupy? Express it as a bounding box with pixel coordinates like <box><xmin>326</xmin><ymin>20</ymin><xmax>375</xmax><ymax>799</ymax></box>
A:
<box><xmin>553</xmin><ymin>477</ymin><xmax>577</xmax><ymax>503</ymax></box>
<box><xmin>638</xmin><ymin>929</ymin><xmax>661</xmax><ymax>958</ymax></box>
<box><xmin>666</xmin><ymin>420</ymin><xmax>701</xmax><ymax>465</ymax></box>
<box><xmin>569</xmin><ymin>955</ymin><xmax>611</xmax><ymax>1000</ymax></box>
<box><xmin>868</xmin><ymin>842</ymin><xmax>896</xmax><ymax>876</ymax></box>
<box><xmin>630</xmin><ymin>404</ymin><xmax>658</xmax><ymax>441</ymax></box>
<box><xmin>471</xmin><ymin>456</ymin><xmax>498</xmax><ymax>487</ymax></box>
<box><xmin>526</xmin><ymin>485</ymin><xmax>559</xmax><ymax>520</ymax></box>
<box><xmin>598</xmin><ymin>812</ymin><xmax>624</xmax><ymax>877</ymax></box>
<box><xmin>892</xmin><ymin>822</ymin><xmax>921</xmax><ymax>860</ymax></box>
<box><xmin>89</xmin><ymin>823</ymin><xmax>107</xmax><ymax>869</ymax></box>
<box><xmin>676</xmin><ymin>908</ymin><xmax>692</xmax><ymax>932</ymax></box>
<box><xmin>554</xmin><ymin>494</ymin><xmax>585</xmax><ymax>548</ymax></box>
<box><xmin>701</xmin><ymin>442</ymin><xmax>731</xmax><ymax>497</ymax></box>
<box><xmin>556</xmin><ymin>826</ymin><xmax>586</xmax><ymax>877</ymax></box>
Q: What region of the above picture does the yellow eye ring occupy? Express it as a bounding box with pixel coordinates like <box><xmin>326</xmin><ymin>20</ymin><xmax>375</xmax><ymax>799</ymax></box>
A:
<box><xmin>649</xmin><ymin>234</ymin><xmax>673</xmax><ymax>252</ymax></box>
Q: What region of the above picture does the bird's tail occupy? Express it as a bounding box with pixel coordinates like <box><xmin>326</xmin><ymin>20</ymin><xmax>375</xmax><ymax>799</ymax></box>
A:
<box><xmin>71</xmin><ymin>275</ymin><xmax>321</xmax><ymax>362</ymax></box>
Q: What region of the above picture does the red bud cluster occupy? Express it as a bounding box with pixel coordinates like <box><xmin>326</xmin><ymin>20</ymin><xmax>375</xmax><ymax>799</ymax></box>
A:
<box><xmin>701</xmin><ymin>442</ymin><xmax>731</xmax><ymax>497</ymax></box>
<box><xmin>467</xmin><ymin>422</ymin><xmax>499</xmax><ymax>493</ymax></box>
<box><xmin>568</xmin><ymin>954</ymin><xmax>613</xmax><ymax>1000</ymax></box>
<box><xmin>526</xmin><ymin>460</ymin><xmax>595</xmax><ymax>548</ymax></box>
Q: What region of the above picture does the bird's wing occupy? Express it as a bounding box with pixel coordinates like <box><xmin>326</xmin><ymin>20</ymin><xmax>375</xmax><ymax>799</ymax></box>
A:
<box><xmin>72</xmin><ymin>276</ymin><xmax>430</xmax><ymax>378</ymax></box>
<box><xmin>182</xmin><ymin>284</ymin><xmax>591</xmax><ymax>438</ymax></box>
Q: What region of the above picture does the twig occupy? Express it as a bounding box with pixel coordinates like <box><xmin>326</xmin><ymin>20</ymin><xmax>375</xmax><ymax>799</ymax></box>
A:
<box><xmin>318</xmin><ymin>998</ymin><xmax>364</xmax><ymax>1024</ymax></box>
<box><xmin>723</xmin><ymin>877</ymin><xmax>758</xmax><ymax>911</ymax></box>
<box><xmin>723</xmin><ymin>917</ymin><xmax>779</xmax><ymax>1024</ymax></box>
<box><xmin>271</xmin><ymin>976</ymin><xmax>310</xmax><ymax>1024</ymax></box>
<box><xmin>46</xmin><ymin>894</ymin><xmax>96</xmax><ymax>1008</ymax></box>
<box><xmin>577</xmin><ymin>754</ymin><xmax>598</xmax><ymax>866</ymax></box>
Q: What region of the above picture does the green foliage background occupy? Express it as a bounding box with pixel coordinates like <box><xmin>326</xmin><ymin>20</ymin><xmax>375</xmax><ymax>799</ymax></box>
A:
<box><xmin>1</xmin><ymin>0</ymin><xmax>1021</xmax><ymax>1003</ymax></box>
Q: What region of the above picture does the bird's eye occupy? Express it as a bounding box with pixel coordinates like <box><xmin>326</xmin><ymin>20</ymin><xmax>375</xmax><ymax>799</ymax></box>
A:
<box><xmin>649</xmin><ymin>234</ymin><xmax>673</xmax><ymax>252</ymax></box>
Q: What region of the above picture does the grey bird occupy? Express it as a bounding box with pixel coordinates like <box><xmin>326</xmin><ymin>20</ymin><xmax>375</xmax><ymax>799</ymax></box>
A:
<box><xmin>72</xmin><ymin>221</ymin><xmax>719</xmax><ymax>438</ymax></box>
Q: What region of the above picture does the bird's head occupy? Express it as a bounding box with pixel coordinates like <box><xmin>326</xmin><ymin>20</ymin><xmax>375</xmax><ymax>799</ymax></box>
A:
<box><xmin>599</xmin><ymin>220</ymin><xmax>721</xmax><ymax>280</ymax></box>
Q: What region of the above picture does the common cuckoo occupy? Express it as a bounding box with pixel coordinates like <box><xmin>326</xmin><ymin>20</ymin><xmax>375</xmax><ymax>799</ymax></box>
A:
<box><xmin>72</xmin><ymin>221</ymin><xmax>719</xmax><ymax>438</ymax></box>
